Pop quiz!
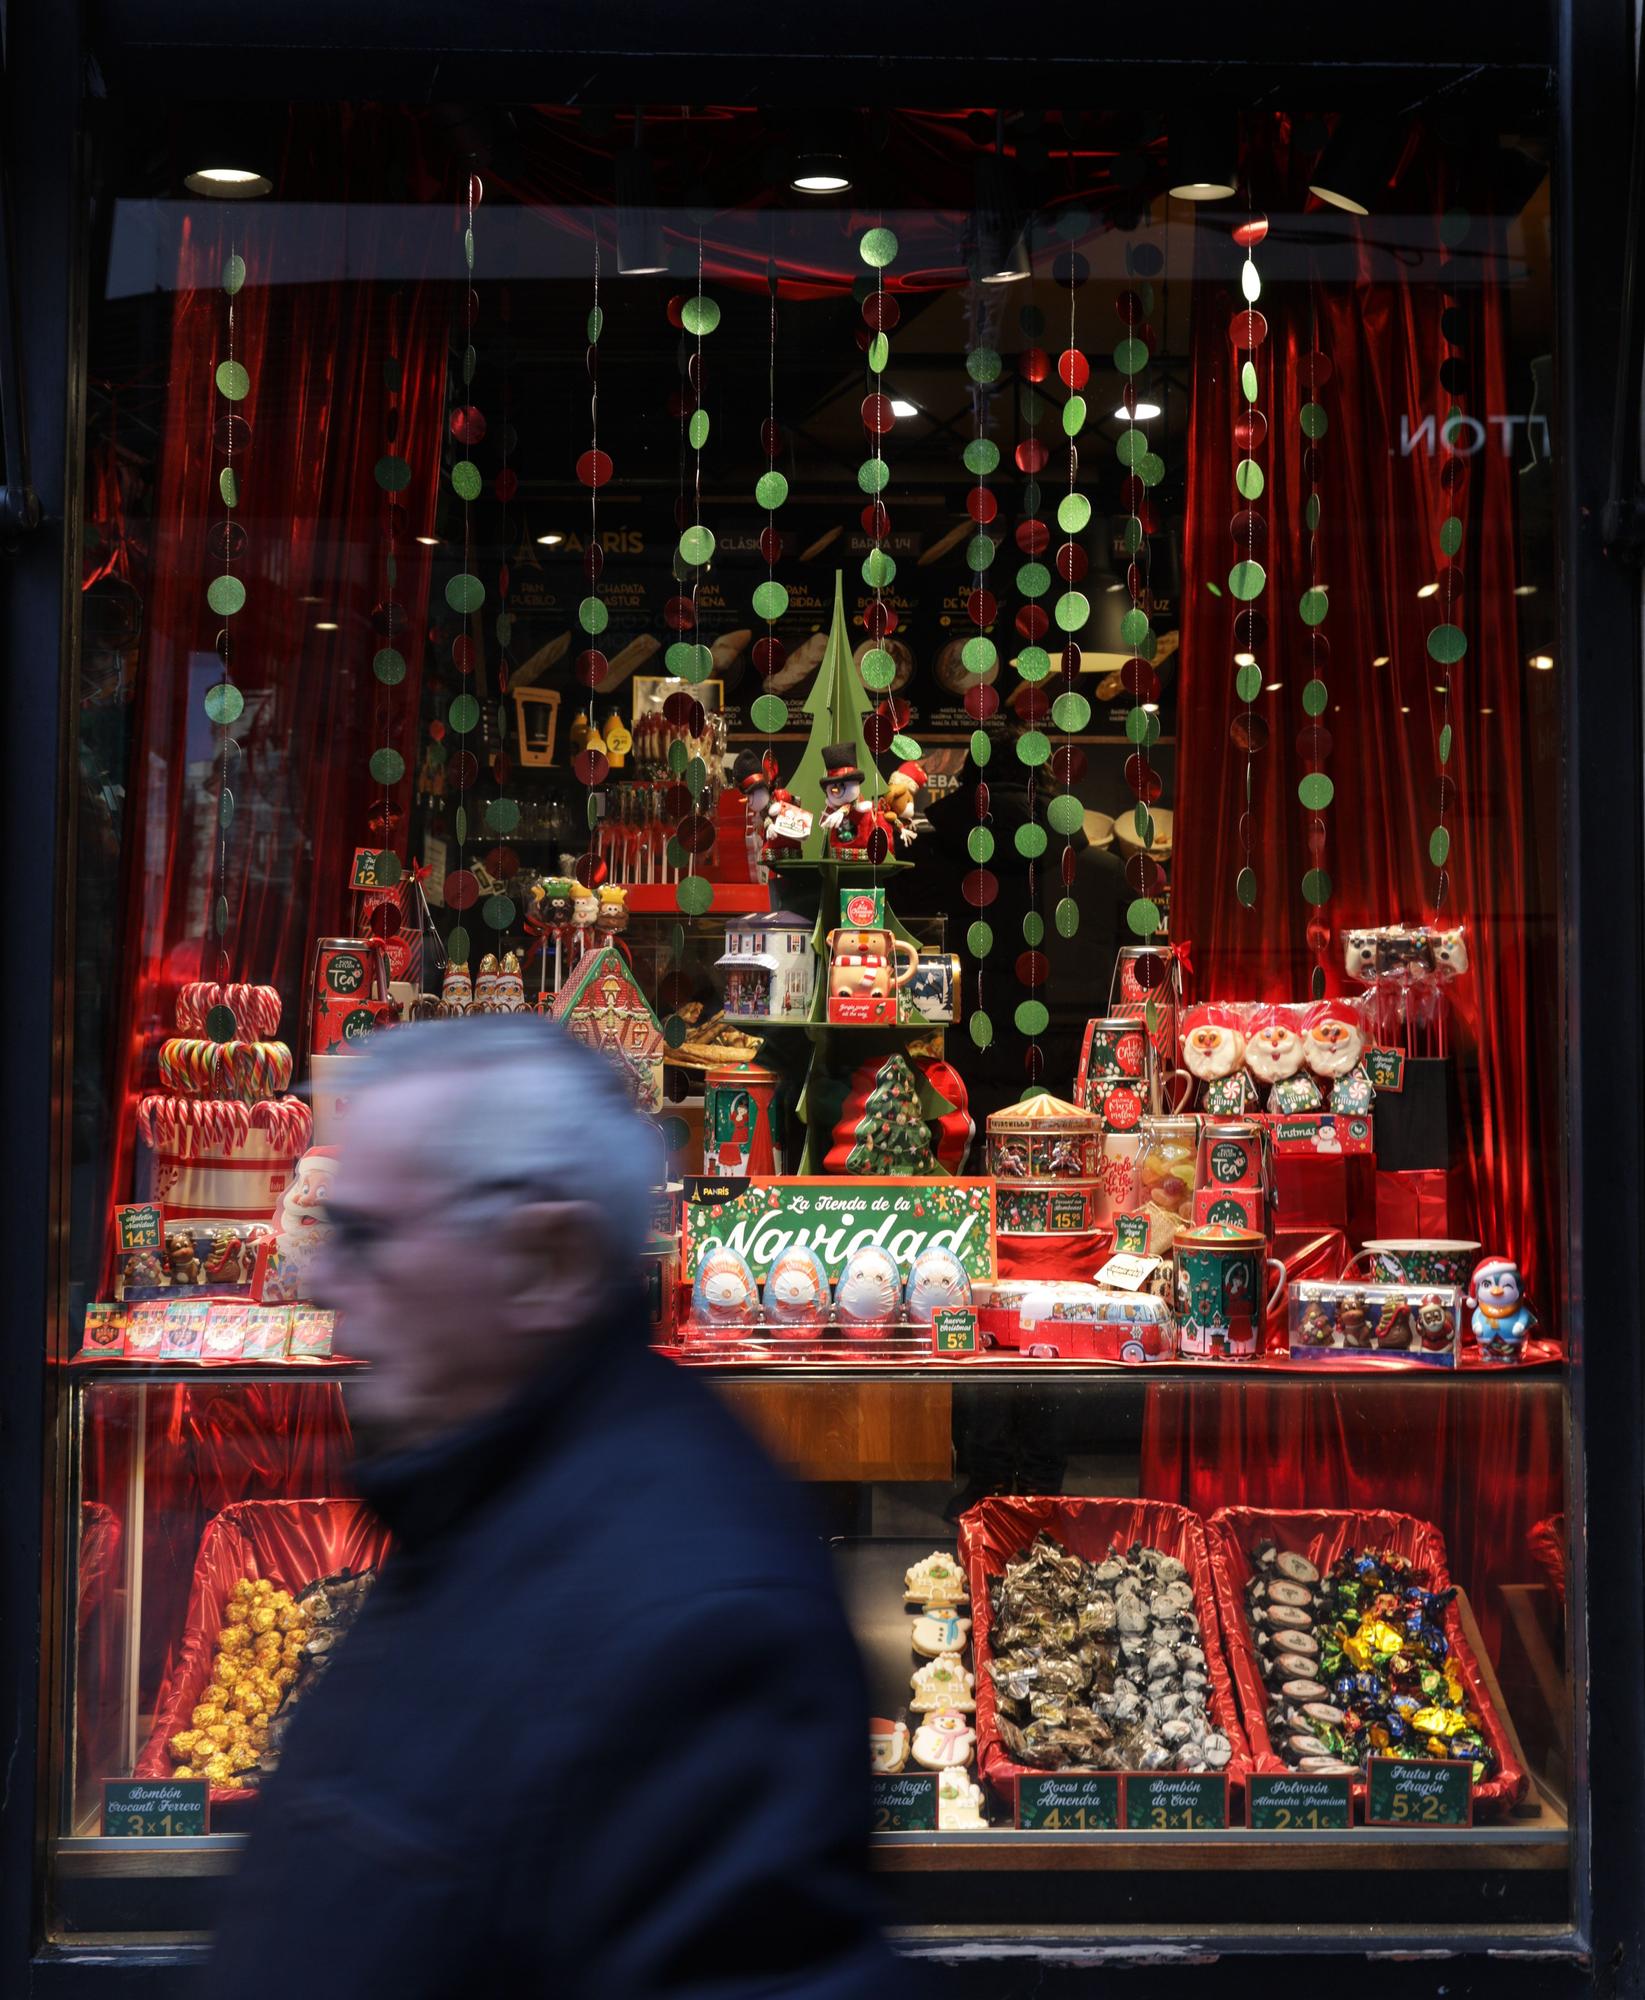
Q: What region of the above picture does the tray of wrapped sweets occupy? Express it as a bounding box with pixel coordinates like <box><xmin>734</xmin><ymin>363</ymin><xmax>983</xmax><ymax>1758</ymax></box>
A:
<box><xmin>957</xmin><ymin>1498</ymin><xmax>1251</xmax><ymax>1810</ymax></box>
<box><xmin>1205</xmin><ymin>1506</ymin><xmax>1527</xmax><ymax>1819</ymax></box>
<box><xmin>135</xmin><ymin>1499</ymin><xmax>388</xmax><ymax>1813</ymax></box>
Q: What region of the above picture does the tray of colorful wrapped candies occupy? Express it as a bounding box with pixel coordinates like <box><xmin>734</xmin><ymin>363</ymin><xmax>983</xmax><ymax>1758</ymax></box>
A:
<box><xmin>136</xmin><ymin>1498</ymin><xmax>388</xmax><ymax>1813</ymax></box>
<box><xmin>1205</xmin><ymin>1506</ymin><xmax>1527</xmax><ymax>1819</ymax></box>
<box><xmin>957</xmin><ymin>1498</ymin><xmax>1251</xmax><ymax>1810</ymax></box>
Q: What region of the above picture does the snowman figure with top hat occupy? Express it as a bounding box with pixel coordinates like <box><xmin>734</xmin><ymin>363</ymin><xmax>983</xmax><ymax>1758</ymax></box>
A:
<box><xmin>820</xmin><ymin>742</ymin><xmax>875</xmax><ymax>856</ymax></box>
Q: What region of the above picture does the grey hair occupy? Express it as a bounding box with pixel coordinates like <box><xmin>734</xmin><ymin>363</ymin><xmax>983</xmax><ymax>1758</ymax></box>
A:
<box><xmin>345</xmin><ymin>1014</ymin><xmax>663</xmax><ymax>1267</ymax></box>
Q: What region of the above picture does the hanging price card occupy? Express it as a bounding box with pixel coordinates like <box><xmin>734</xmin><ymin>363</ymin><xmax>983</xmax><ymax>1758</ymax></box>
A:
<box><xmin>102</xmin><ymin>1779</ymin><xmax>210</xmax><ymax>1838</ymax></box>
<box><xmin>1122</xmin><ymin>1772</ymin><xmax>1229</xmax><ymax>1830</ymax></box>
<box><xmin>870</xmin><ymin>1772</ymin><xmax>937</xmax><ymax>1831</ymax></box>
<box><xmin>1017</xmin><ymin>1774</ymin><xmax>1120</xmax><ymax>1830</ymax></box>
<box><xmin>1248</xmin><ymin>1773</ymin><xmax>1352</xmax><ymax>1830</ymax></box>
<box><xmin>1366</xmin><ymin>1756</ymin><xmax>1471</xmax><ymax>1826</ymax></box>
<box><xmin>1366</xmin><ymin>1047</ymin><xmax>1406</xmax><ymax>1092</ymax></box>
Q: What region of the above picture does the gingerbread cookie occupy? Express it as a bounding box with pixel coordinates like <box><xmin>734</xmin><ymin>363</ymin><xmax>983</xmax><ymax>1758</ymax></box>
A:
<box><xmin>910</xmin><ymin>1652</ymin><xmax>975</xmax><ymax>1713</ymax></box>
<box><xmin>903</xmin><ymin>1551</ymin><xmax>968</xmax><ymax>1607</ymax></box>
<box><xmin>912</xmin><ymin>1707</ymin><xmax>976</xmax><ymax>1770</ymax></box>
<box><xmin>936</xmin><ymin>1768</ymin><xmax>988</xmax><ymax>1829</ymax></box>
<box><xmin>911</xmin><ymin>1607</ymin><xmax>972</xmax><ymax>1658</ymax></box>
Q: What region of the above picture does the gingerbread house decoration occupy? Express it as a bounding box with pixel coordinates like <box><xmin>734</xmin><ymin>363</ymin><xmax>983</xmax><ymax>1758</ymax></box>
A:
<box><xmin>548</xmin><ymin>944</ymin><xmax>665</xmax><ymax>1112</ymax></box>
<box><xmin>714</xmin><ymin>911</ymin><xmax>815</xmax><ymax>1024</ymax></box>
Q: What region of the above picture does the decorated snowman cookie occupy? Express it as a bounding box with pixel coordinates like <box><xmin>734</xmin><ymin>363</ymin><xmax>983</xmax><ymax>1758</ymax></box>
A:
<box><xmin>912</xmin><ymin>1707</ymin><xmax>976</xmax><ymax>1770</ymax></box>
<box><xmin>869</xmin><ymin>1716</ymin><xmax>909</xmax><ymax>1774</ymax></box>
<box><xmin>936</xmin><ymin>1768</ymin><xmax>988</xmax><ymax>1829</ymax></box>
<box><xmin>911</xmin><ymin>1606</ymin><xmax>972</xmax><ymax>1658</ymax></box>
<box><xmin>910</xmin><ymin>1652</ymin><xmax>975</xmax><ymax>1713</ymax></box>
<box><xmin>903</xmin><ymin>1551</ymin><xmax>968</xmax><ymax>1607</ymax></box>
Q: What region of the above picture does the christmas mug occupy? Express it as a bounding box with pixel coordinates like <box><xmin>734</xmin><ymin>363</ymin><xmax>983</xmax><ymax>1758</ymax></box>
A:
<box><xmin>1172</xmin><ymin>1224</ymin><xmax>1287</xmax><ymax>1360</ymax></box>
<box><xmin>1341</xmin><ymin>1239</ymin><xmax>1481</xmax><ymax>1289</ymax></box>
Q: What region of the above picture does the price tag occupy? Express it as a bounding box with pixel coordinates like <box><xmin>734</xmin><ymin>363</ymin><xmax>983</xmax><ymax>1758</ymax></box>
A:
<box><xmin>1366</xmin><ymin>1047</ymin><xmax>1406</xmax><ymax>1092</ymax></box>
<box><xmin>102</xmin><ymin>1779</ymin><xmax>210</xmax><ymax>1838</ymax></box>
<box><xmin>870</xmin><ymin>1772</ymin><xmax>937</xmax><ymax>1832</ymax></box>
<box><xmin>1112</xmin><ymin>1213</ymin><xmax>1150</xmax><ymax>1254</ymax></box>
<box><xmin>1017</xmin><ymin>1774</ymin><xmax>1120</xmax><ymax>1830</ymax></box>
<box><xmin>1092</xmin><ymin>1251</ymin><xmax>1162</xmax><ymax>1294</ymax></box>
<box><xmin>932</xmin><ymin>1307</ymin><xmax>978</xmax><ymax>1355</ymax></box>
<box><xmin>1248</xmin><ymin>1773</ymin><xmax>1352</xmax><ymax>1830</ymax></box>
<box><xmin>1366</xmin><ymin>1756</ymin><xmax>1471</xmax><ymax>1826</ymax></box>
<box><xmin>1122</xmin><ymin>1772</ymin><xmax>1228</xmax><ymax>1830</ymax></box>
<box><xmin>115</xmin><ymin>1203</ymin><xmax>164</xmax><ymax>1252</ymax></box>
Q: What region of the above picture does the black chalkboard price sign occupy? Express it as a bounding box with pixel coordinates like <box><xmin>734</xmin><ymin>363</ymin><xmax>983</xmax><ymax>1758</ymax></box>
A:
<box><xmin>102</xmin><ymin>1779</ymin><xmax>210</xmax><ymax>1837</ymax></box>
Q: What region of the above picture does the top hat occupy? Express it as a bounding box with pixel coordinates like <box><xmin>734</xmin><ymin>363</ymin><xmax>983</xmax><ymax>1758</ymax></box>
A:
<box><xmin>822</xmin><ymin>741</ymin><xmax>864</xmax><ymax>782</ymax></box>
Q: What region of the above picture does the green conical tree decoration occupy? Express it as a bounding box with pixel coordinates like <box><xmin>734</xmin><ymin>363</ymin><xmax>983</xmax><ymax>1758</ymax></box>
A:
<box><xmin>786</xmin><ymin>571</ymin><xmax>884</xmax><ymax>859</ymax></box>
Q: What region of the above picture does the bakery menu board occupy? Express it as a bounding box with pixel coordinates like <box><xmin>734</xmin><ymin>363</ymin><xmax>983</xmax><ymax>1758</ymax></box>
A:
<box><xmin>682</xmin><ymin>1177</ymin><xmax>997</xmax><ymax>1284</ymax></box>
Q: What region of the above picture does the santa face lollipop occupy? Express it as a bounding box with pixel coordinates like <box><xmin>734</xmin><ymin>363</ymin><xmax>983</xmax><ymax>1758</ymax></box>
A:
<box><xmin>1245</xmin><ymin>1006</ymin><xmax>1306</xmax><ymax>1085</ymax></box>
<box><xmin>1302</xmin><ymin>1001</ymin><xmax>1365</xmax><ymax>1079</ymax></box>
<box><xmin>1182</xmin><ymin>1004</ymin><xmax>1247</xmax><ymax>1082</ymax></box>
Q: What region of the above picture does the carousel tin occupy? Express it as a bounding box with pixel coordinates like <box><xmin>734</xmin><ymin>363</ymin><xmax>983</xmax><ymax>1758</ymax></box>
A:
<box><xmin>985</xmin><ymin>1092</ymin><xmax>1102</xmax><ymax>1179</ymax></box>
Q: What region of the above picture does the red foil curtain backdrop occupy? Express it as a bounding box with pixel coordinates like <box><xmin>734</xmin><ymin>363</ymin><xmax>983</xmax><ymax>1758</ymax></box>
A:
<box><xmin>1172</xmin><ymin>131</ymin><xmax>1559</xmax><ymax>1305</ymax></box>
<box><xmin>100</xmin><ymin>113</ymin><xmax>451</xmax><ymax>1253</ymax></box>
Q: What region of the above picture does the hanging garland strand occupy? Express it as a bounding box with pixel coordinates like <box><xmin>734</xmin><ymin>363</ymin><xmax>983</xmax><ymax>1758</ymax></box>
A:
<box><xmin>960</xmin><ymin>286</ymin><xmax>1001</xmax><ymax>1055</ymax></box>
<box><xmin>571</xmin><ymin>234</ymin><xmax>613</xmax><ymax>960</ymax></box>
<box><xmin>1011</xmin><ymin>283</ymin><xmax>1050</xmax><ymax>1086</ymax></box>
<box><xmin>440</xmin><ymin>172</ymin><xmax>488</xmax><ymax>978</ymax></box>
<box><xmin>481</xmin><ymin>287</ymin><xmax>522</xmax><ymax>948</ymax></box>
<box><xmin>1297</xmin><ymin>323</ymin><xmax>1335</xmax><ymax>990</ymax></box>
<box><xmin>674</xmin><ymin>235</ymin><xmax>721</xmax><ymax>917</ymax></box>
<box><xmin>1049</xmin><ymin>212</ymin><xmax>1094</xmax><ymax>942</ymax></box>
<box><xmin>1428</xmin><ymin>210</ymin><xmax>1473</xmax><ymax>906</ymax></box>
<box><xmin>858</xmin><ymin>219</ymin><xmax>910</xmax><ymax>869</ymax></box>
<box><xmin>748</xmin><ymin>259</ymin><xmax>791</xmax><ymax>743</ymax></box>
<box><xmin>1117</xmin><ymin>240</ymin><xmax>1167</xmax><ymax>941</ymax></box>
<box><xmin>368</xmin><ymin>295</ymin><xmax>408</xmax><ymax>920</ymax></box>
<box><xmin>1227</xmin><ymin>197</ymin><xmax>1269</xmax><ymax>914</ymax></box>
<box><xmin>204</xmin><ymin>233</ymin><xmax>251</xmax><ymax>1038</ymax></box>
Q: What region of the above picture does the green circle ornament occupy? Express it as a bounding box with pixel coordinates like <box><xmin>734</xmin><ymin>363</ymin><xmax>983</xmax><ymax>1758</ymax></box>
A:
<box><xmin>963</xmin><ymin>438</ymin><xmax>1001</xmax><ymax>477</ymax></box>
<box><xmin>1236</xmin><ymin>867</ymin><xmax>1258</xmax><ymax>908</ymax></box>
<box><xmin>890</xmin><ymin>732</ymin><xmax>922</xmax><ymax>760</ymax></box>
<box><xmin>482</xmin><ymin>894</ymin><xmax>516</xmax><ymax>930</ymax></box>
<box><xmin>1015</xmin><ymin>645</ymin><xmax>1051</xmax><ymax>682</ymax></box>
<box><xmin>1015</xmin><ymin>999</ymin><xmax>1050</xmax><ymax>1036</ymax></box>
<box><xmin>1298</xmin><ymin>772</ymin><xmax>1335</xmax><ymax>811</ymax></box>
<box><xmin>1047</xmin><ymin>793</ymin><xmax>1084</xmax><ymax>836</ymax></box>
<box><xmin>755</xmin><ymin>471</ymin><xmax>789</xmax><ymax>509</ymax></box>
<box><xmin>1057</xmin><ymin>492</ymin><xmax>1092</xmax><ymax>534</ymax></box>
<box><xmin>1119</xmin><ymin>607</ymin><xmax>1152</xmax><ymax>647</ymax></box>
<box><xmin>215</xmin><ymin>360</ymin><xmax>250</xmax><ymax>403</ymax></box>
<box><xmin>1439</xmin><ymin>722</ymin><xmax>1454</xmax><ymax>765</ymax></box>
<box><xmin>858</xmin><ymin>457</ymin><xmax>891</xmax><ymax>495</ymax></box>
<box><xmin>1299</xmin><ymin>587</ymin><xmax>1330</xmax><ymax>626</ymax></box>
<box><xmin>971</xmin><ymin>729</ymin><xmax>993</xmax><ymax>765</ymax></box>
<box><xmin>486</xmin><ymin>797</ymin><xmax>520</xmax><ymax>834</ymax></box>
<box><xmin>969</xmin><ymin>1011</ymin><xmax>994</xmax><ymax>1050</ymax></box>
<box><xmin>206</xmin><ymin>574</ymin><xmax>246</xmax><ymax>617</ymax></box>
<box><xmin>1016</xmin><ymin>729</ymin><xmax>1051</xmax><ymax>767</ymax></box>
<box><xmin>1303</xmin><ymin>678</ymin><xmax>1329</xmax><ymax>716</ymax></box>
<box><xmin>1127</xmin><ymin>896</ymin><xmax>1162</xmax><ymax>936</ymax></box>
<box><xmin>1022</xmin><ymin>910</ymin><xmax>1046</xmax><ymax>946</ymax></box>
<box><xmin>1062</xmin><ymin>395</ymin><xmax>1087</xmax><ymax>437</ymax></box>
<box><xmin>748</xmin><ymin>693</ymin><xmax>788</xmax><ymax>734</ymax></box>
<box><xmin>1056</xmin><ymin>591</ymin><xmax>1091</xmax><ymax>634</ymax></box>
<box><xmin>1299</xmin><ymin>401</ymin><xmax>1328</xmax><ymax>439</ymax></box>
<box><xmin>868</xmin><ymin>331</ymin><xmax>890</xmax><ymax>373</ymax></box>
<box><xmin>219</xmin><ymin>468</ymin><xmax>238</xmax><ymax>508</ymax></box>
<box><xmin>1052</xmin><ymin>692</ymin><xmax>1091</xmax><ymax>732</ymax></box>
<box><xmin>449</xmin><ymin>693</ymin><xmax>480</xmax><ymax>735</ymax></box>
<box><xmin>967</xmin><ymin>346</ymin><xmax>1003</xmax><ymax>384</ymax></box>
<box><xmin>859</xmin><ymin>227</ymin><xmax>899</xmax><ymax>268</ymax></box>
<box><xmin>1125</xmin><ymin>706</ymin><xmax>1160</xmax><ymax>746</ymax></box>
<box><xmin>451</xmin><ymin>460</ymin><xmax>483</xmax><ymax>501</ymax></box>
<box><xmin>752</xmin><ymin>579</ymin><xmax>789</xmax><ymax>621</ymax></box>
<box><xmin>1228</xmin><ymin>560</ymin><xmax>1267</xmax><ymax>602</ymax></box>
<box><xmin>967</xmin><ymin>921</ymin><xmax>994</xmax><ymax>956</ymax></box>
<box><xmin>1305</xmin><ymin>493</ymin><xmax>1321</xmax><ymax>533</ymax></box>
<box><xmin>1235</xmin><ymin>662</ymin><xmax>1263</xmax><ymax>702</ymax></box>
<box><xmin>1429</xmin><ymin>825</ymin><xmax>1452</xmax><ymax>866</ymax></box>
<box><xmin>370</xmin><ymin>747</ymin><xmax>405</xmax><ymax>785</ymax></box>
<box><xmin>1055</xmin><ymin>897</ymin><xmax>1080</xmax><ymax>938</ymax></box>
<box><xmin>1017</xmin><ymin>562</ymin><xmax>1050</xmax><ymax>599</ymax></box>
<box><xmin>678</xmin><ymin>525</ymin><xmax>716</xmax><ymax>566</ymax></box>
<box><xmin>1440</xmin><ymin>516</ymin><xmax>1463</xmax><ymax>557</ymax></box>
<box><xmin>1138</xmin><ymin>453</ymin><xmax>1166</xmax><ymax>488</ymax></box>
<box><xmin>965</xmin><ymin>532</ymin><xmax>999</xmax><ymax>571</ymax></box>
<box><xmin>676</xmin><ymin>874</ymin><xmax>715</xmax><ymax>915</ymax></box>
<box><xmin>859</xmin><ymin>648</ymin><xmax>896</xmax><ymax>690</ymax></box>
<box><xmin>222</xmin><ymin>254</ymin><xmax>247</xmax><ymax>296</ymax></box>
<box><xmin>1427</xmin><ymin>624</ymin><xmax>1467</xmax><ymax>665</ymax></box>
<box><xmin>374</xmin><ymin>453</ymin><xmax>412</xmax><ymax>492</ymax></box>
<box><xmin>1241</xmin><ymin>361</ymin><xmax>1259</xmax><ymax>404</ymax></box>
<box><xmin>863</xmin><ymin>547</ymin><xmax>896</xmax><ymax>588</ymax></box>
<box><xmin>1235</xmin><ymin>458</ymin><xmax>1265</xmax><ymax>501</ymax></box>
<box><xmin>1114</xmin><ymin>336</ymin><xmax>1150</xmax><ymax>377</ymax></box>
<box><xmin>962</xmin><ymin>635</ymin><xmax>997</xmax><ymax>674</ymax></box>
<box><xmin>1302</xmin><ymin>868</ymin><xmax>1333</xmax><ymax>906</ymax></box>
<box><xmin>680</xmin><ymin>295</ymin><xmax>721</xmax><ymax>336</ymax></box>
<box><xmin>446</xmin><ymin>573</ymin><xmax>485</xmax><ymax>615</ymax></box>
<box><xmin>203</xmin><ymin>681</ymin><xmax>244</xmax><ymax>724</ymax></box>
<box><xmin>968</xmin><ymin>826</ymin><xmax>995</xmax><ymax>863</ymax></box>
<box><xmin>1116</xmin><ymin>428</ymin><xmax>1148</xmax><ymax>468</ymax></box>
<box><xmin>1015</xmin><ymin>822</ymin><xmax>1048</xmax><ymax>859</ymax></box>
<box><xmin>578</xmin><ymin>596</ymin><xmax>609</xmax><ymax>635</ymax></box>
<box><xmin>689</xmin><ymin>410</ymin><xmax>710</xmax><ymax>449</ymax></box>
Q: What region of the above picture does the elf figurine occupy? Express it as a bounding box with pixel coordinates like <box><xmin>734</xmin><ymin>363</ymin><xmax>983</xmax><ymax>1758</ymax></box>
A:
<box><xmin>1468</xmin><ymin>1257</ymin><xmax>1536</xmax><ymax>1363</ymax></box>
<box><xmin>820</xmin><ymin>742</ymin><xmax>876</xmax><ymax>856</ymax></box>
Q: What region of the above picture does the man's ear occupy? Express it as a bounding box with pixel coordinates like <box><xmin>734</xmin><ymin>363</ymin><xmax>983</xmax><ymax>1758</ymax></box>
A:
<box><xmin>497</xmin><ymin>1200</ymin><xmax>611</xmax><ymax>1333</ymax></box>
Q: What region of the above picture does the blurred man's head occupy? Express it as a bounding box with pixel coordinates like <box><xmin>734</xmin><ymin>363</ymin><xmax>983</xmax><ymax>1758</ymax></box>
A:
<box><xmin>310</xmin><ymin>1016</ymin><xmax>661</xmax><ymax>1452</ymax></box>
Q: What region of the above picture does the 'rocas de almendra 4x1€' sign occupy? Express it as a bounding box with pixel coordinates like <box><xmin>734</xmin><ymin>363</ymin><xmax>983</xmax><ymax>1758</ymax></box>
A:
<box><xmin>682</xmin><ymin>1177</ymin><xmax>997</xmax><ymax>1284</ymax></box>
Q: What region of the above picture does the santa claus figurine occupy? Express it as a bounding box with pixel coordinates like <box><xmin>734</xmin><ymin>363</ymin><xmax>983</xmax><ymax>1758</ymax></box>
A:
<box><xmin>1302</xmin><ymin>999</ymin><xmax>1373</xmax><ymax>1112</ymax></box>
<box><xmin>262</xmin><ymin>1145</ymin><xmax>339</xmax><ymax>1304</ymax></box>
<box><xmin>1245</xmin><ymin>1003</ymin><xmax>1319</xmax><ymax>1113</ymax></box>
<box><xmin>1181</xmin><ymin>1003</ymin><xmax>1252</xmax><ymax>1113</ymax></box>
<box><xmin>761</xmin><ymin>786</ymin><xmax>812</xmax><ymax>867</ymax></box>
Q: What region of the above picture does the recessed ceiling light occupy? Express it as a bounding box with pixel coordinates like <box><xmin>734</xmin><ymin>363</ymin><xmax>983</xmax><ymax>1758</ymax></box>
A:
<box><xmin>1264</xmin><ymin>680</ymin><xmax>1283</xmax><ymax>692</ymax></box>
<box><xmin>790</xmin><ymin>152</ymin><xmax>852</xmax><ymax>194</ymax></box>
<box><xmin>313</xmin><ymin>620</ymin><xmax>339</xmax><ymax>632</ymax></box>
<box><xmin>184</xmin><ymin>165</ymin><xmax>273</xmax><ymax>199</ymax></box>
<box><xmin>1235</xmin><ymin>650</ymin><xmax>1258</xmax><ymax>667</ymax></box>
<box><xmin>536</xmin><ymin>531</ymin><xmax>565</xmax><ymax>547</ymax></box>
<box><xmin>1372</xmin><ymin>654</ymin><xmax>1390</xmax><ymax>666</ymax></box>
<box><xmin>415</xmin><ymin>535</ymin><xmax>442</xmax><ymax>547</ymax></box>
<box><xmin>1531</xmin><ymin>654</ymin><xmax>1554</xmax><ymax>671</ymax></box>
<box><xmin>1105</xmin><ymin>581</ymin><xmax>1125</xmax><ymax>594</ymax></box>
<box><xmin>1116</xmin><ymin>400</ymin><xmax>1163</xmax><ymax>421</ymax></box>
<box><xmin>1142</xmin><ymin>702</ymin><xmax>1160</xmax><ymax>713</ymax></box>
<box><xmin>1514</xmin><ymin>583</ymin><xmax>1537</xmax><ymax>597</ymax></box>
<box><xmin>1416</xmin><ymin>582</ymin><xmax>1439</xmax><ymax>599</ymax></box>
<box><xmin>890</xmin><ymin>397</ymin><xmax>920</xmax><ymax>418</ymax></box>
<box><xmin>1399</xmin><ymin>704</ymin><xmax>1411</xmax><ymax>713</ymax></box>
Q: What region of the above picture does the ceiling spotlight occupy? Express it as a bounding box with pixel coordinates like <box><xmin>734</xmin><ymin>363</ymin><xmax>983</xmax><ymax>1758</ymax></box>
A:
<box><xmin>185</xmin><ymin>164</ymin><xmax>274</xmax><ymax>199</ymax></box>
<box><xmin>1235</xmin><ymin>650</ymin><xmax>1258</xmax><ymax>667</ymax></box>
<box><xmin>615</xmin><ymin>120</ymin><xmax>668</xmax><ymax>275</ymax></box>
<box><xmin>1531</xmin><ymin>653</ymin><xmax>1554</xmax><ymax>671</ymax></box>
<box><xmin>790</xmin><ymin>150</ymin><xmax>852</xmax><ymax>194</ymax></box>
<box><xmin>415</xmin><ymin>535</ymin><xmax>442</xmax><ymax>546</ymax></box>
<box><xmin>1115</xmin><ymin>399</ymin><xmax>1163</xmax><ymax>421</ymax></box>
<box><xmin>1142</xmin><ymin>702</ymin><xmax>1160</xmax><ymax>714</ymax></box>
<box><xmin>1308</xmin><ymin>117</ymin><xmax>1404</xmax><ymax>216</ymax></box>
<box><xmin>973</xmin><ymin>134</ymin><xmax>1029</xmax><ymax>285</ymax></box>
<box><xmin>1372</xmin><ymin>654</ymin><xmax>1390</xmax><ymax>666</ymax></box>
<box><xmin>1264</xmin><ymin>680</ymin><xmax>1283</xmax><ymax>693</ymax></box>
<box><xmin>1416</xmin><ymin>581</ymin><xmax>1439</xmax><ymax>599</ymax></box>
<box><xmin>1168</xmin><ymin>108</ymin><xmax>1238</xmax><ymax>201</ymax></box>
<box><xmin>1399</xmin><ymin>704</ymin><xmax>1411</xmax><ymax>713</ymax></box>
<box><xmin>890</xmin><ymin>397</ymin><xmax>920</xmax><ymax>418</ymax></box>
<box><xmin>536</xmin><ymin>531</ymin><xmax>565</xmax><ymax>547</ymax></box>
<box><xmin>1514</xmin><ymin>583</ymin><xmax>1538</xmax><ymax>596</ymax></box>
<box><xmin>313</xmin><ymin>620</ymin><xmax>339</xmax><ymax>632</ymax></box>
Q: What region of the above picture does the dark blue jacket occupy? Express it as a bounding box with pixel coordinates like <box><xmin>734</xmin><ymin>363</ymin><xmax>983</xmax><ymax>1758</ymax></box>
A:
<box><xmin>205</xmin><ymin>1294</ymin><xmax>907</xmax><ymax>1998</ymax></box>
